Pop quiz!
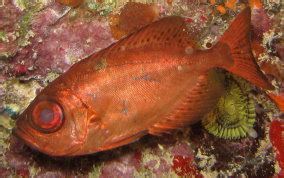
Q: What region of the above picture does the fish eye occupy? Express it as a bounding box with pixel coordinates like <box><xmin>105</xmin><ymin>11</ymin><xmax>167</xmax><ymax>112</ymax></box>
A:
<box><xmin>31</xmin><ymin>100</ymin><xmax>64</xmax><ymax>133</ymax></box>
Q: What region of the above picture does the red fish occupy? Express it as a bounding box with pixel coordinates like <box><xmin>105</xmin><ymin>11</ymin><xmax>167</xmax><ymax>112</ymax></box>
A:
<box><xmin>13</xmin><ymin>8</ymin><xmax>273</xmax><ymax>156</ymax></box>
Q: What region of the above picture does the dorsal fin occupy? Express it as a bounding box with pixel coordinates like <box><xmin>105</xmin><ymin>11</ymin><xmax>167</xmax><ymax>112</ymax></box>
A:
<box><xmin>107</xmin><ymin>16</ymin><xmax>197</xmax><ymax>53</ymax></box>
<box><xmin>72</xmin><ymin>16</ymin><xmax>198</xmax><ymax>75</ymax></box>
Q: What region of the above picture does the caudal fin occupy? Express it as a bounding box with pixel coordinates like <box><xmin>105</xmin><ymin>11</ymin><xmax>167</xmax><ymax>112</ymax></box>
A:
<box><xmin>219</xmin><ymin>7</ymin><xmax>274</xmax><ymax>90</ymax></box>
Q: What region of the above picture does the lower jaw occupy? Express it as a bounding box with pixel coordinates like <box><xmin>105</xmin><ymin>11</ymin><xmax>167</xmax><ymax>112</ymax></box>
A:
<box><xmin>13</xmin><ymin>128</ymin><xmax>82</xmax><ymax>157</ymax></box>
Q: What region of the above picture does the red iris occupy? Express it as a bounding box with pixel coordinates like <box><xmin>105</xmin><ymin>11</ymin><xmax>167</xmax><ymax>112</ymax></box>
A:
<box><xmin>31</xmin><ymin>100</ymin><xmax>64</xmax><ymax>133</ymax></box>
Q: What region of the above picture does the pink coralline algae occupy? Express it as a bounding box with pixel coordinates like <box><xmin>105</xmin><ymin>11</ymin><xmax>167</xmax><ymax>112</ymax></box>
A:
<box><xmin>251</xmin><ymin>8</ymin><xmax>271</xmax><ymax>39</ymax></box>
<box><xmin>171</xmin><ymin>142</ymin><xmax>194</xmax><ymax>157</ymax></box>
<box><xmin>148</xmin><ymin>158</ymin><xmax>171</xmax><ymax>175</ymax></box>
<box><xmin>141</xmin><ymin>146</ymin><xmax>172</xmax><ymax>176</ymax></box>
<box><xmin>1</xmin><ymin>2</ymin><xmax>114</xmax><ymax>80</ymax></box>
<box><xmin>27</xmin><ymin>14</ymin><xmax>113</xmax><ymax>75</ymax></box>
<box><xmin>100</xmin><ymin>151</ymin><xmax>141</xmax><ymax>178</ymax></box>
<box><xmin>0</xmin><ymin>167</ymin><xmax>11</xmax><ymax>177</ymax></box>
<box><xmin>0</xmin><ymin>0</ymin><xmax>21</xmax><ymax>57</ymax></box>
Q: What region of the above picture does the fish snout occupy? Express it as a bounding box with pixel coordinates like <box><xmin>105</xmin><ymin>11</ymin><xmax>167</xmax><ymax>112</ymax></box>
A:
<box><xmin>13</xmin><ymin>110</ymin><xmax>84</xmax><ymax>157</ymax></box>
<box><xmin>13</xmin><ymin>112</ymin><xmax>40</xmax><ymax>149</ymax></box>
<box><xmin>13</xmin><ymin>123</ymin><xmax>81</xmax><ymax>156</ymax></box>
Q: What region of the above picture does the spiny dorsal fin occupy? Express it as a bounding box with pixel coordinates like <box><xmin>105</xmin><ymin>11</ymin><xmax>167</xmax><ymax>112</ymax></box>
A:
<box><xmin>107</xmin><ymin>16</ymin><xmax>197</xmax><ymax>53</ymax></box>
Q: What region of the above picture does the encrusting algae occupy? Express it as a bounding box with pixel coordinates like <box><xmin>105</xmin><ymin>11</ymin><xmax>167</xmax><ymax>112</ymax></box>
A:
<box><xmin>202</xmin><ymin>73</ymin><xmax>256</xmax><ymax>139</ymax></box>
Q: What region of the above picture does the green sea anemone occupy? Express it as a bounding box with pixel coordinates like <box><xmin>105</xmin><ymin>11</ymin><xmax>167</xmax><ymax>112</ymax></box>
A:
<box><xmin>202</xmin><ymin>74</ymin><xmax>256</xmax><ymax>140</ymax></box>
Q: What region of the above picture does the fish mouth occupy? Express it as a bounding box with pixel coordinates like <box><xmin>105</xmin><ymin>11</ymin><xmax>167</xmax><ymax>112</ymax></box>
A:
<box><xmin>13</xmin><ymin>126</ymin><xmax>81</xmax><ymax>157</ymax></box>
<box><xmin>13</xmin><ymin>126</ymin><xmax>40</xmax><ymax>152</ymax></box>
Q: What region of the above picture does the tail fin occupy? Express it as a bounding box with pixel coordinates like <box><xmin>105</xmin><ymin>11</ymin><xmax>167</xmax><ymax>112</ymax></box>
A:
<box><xmin>268</xmin><ymin>93</ymin><xmax>284</xmax><ymax>112</ymax></box>
<box><xmin>219</xmin><ymin>7</ymin><xmax>274</xmax><ymax>90</ymax></box>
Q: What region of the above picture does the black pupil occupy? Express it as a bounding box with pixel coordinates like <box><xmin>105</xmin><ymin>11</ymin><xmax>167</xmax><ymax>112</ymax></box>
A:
<box><xmin>40</xmin><ymin>108</ymin><xmax>54</xmax><ymax>124</ymax></box>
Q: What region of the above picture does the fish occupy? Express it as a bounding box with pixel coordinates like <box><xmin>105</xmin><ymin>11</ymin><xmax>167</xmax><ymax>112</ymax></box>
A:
<box><xmin>13</xmin><ymin>7</ymin><xmax>273</xmax><ymax>156</ymax></box>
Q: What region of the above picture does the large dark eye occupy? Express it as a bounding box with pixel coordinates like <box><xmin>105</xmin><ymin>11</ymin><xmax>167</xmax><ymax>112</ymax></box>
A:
<box><xmin>31</xmin><ymin>100</ymin><xmax>64</xmax><ymax>133</ymax></box>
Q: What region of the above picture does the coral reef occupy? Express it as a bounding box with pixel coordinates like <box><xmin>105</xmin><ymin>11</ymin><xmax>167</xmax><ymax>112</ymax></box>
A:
<box><xmin>0</xmin><ymin>0</ymin><xmax>283</xmax><ymax>177</ymax></box>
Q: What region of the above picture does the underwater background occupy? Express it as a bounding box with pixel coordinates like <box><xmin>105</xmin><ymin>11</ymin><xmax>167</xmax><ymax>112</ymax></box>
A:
<box><xmin>0</xmin><ymin>0</ymin><xmax>283</xmax><ymax>177</ymax></box>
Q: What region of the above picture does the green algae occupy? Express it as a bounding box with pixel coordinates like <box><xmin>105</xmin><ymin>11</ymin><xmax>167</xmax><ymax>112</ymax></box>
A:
<box><xmin>14</xmin><ymin>0</ymin><xmax>30</xmax><ymax>11</ymax></box>
<box><xmin>1</xmin><ymin>79</ymin><xmax>41</xmax><ymax>114</ymax></box>
<box><xmin>28</xmin><ymin>163</ymin><xmax>41</xmax><ymax>177</ymax></box>
<box><xmin>95</xmin><ymin>58</ymin><xmax>108</xmax><ymax>71</ymax></box>
<box><xmin>0</xmin><ymin>114</ymin><xmax>15</xmax><ymax>167</ymax></box>
<box><xmin>15</xmin><ymin>1</ymin><xmax>48</xmax><ymax>47</ymax></box>
<box><xmin>0</xmin><ymin>31</ymin><xmax>9</xmax><ymax>43</ymax></box>
<box><xmin>0</xmin><ymin>115</ymin><xmax>15</xmax><ymax>130</ymax></box>
<box><xmin>88</xmin><ymin>164</ymin><xmax>103</xmax><ymax>178</ymax></box>
<box><xmin>202</xmin><ymin>74</ymin><xmax>256</xmax><ymax>140</ymax></box>
<box><xmin>16</xmin><ymin>10</ymin><xmax>35</xmax><ymax>47</ymax></box>
<box><xmin>14</xmin><ymin>0</ymin><xmax>50</xmax><ymax>11</ymax></box>
<box><xmin>0</xmin><ymin>51</ymin><xmax>14</xmax><ymax>59</ymax></box>
<box><xmin>0</xmin><ymin>79</ymin><xmax>39</xmax><ymax>168</ymax></box>
<box><xmin>68</xmin><ymin>9</ymin><xmax>79</xmax><ymax>21</ymax></box>
<box><xmin>86</xmin><ymin>0</ymin><xmax>115</xmax><ymax>16</ymax></box>
<box><xmin>43</xmin><ymin>72</ymin><xmax>61</xmax><ymax>85</ymax></box>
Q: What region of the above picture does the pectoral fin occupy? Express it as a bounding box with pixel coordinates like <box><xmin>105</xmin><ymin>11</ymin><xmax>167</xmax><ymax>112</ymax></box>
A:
<box><xmin>148</xmin><ymin>70</ymin><xmax>226</xmax><ymax>135</ymax></box>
